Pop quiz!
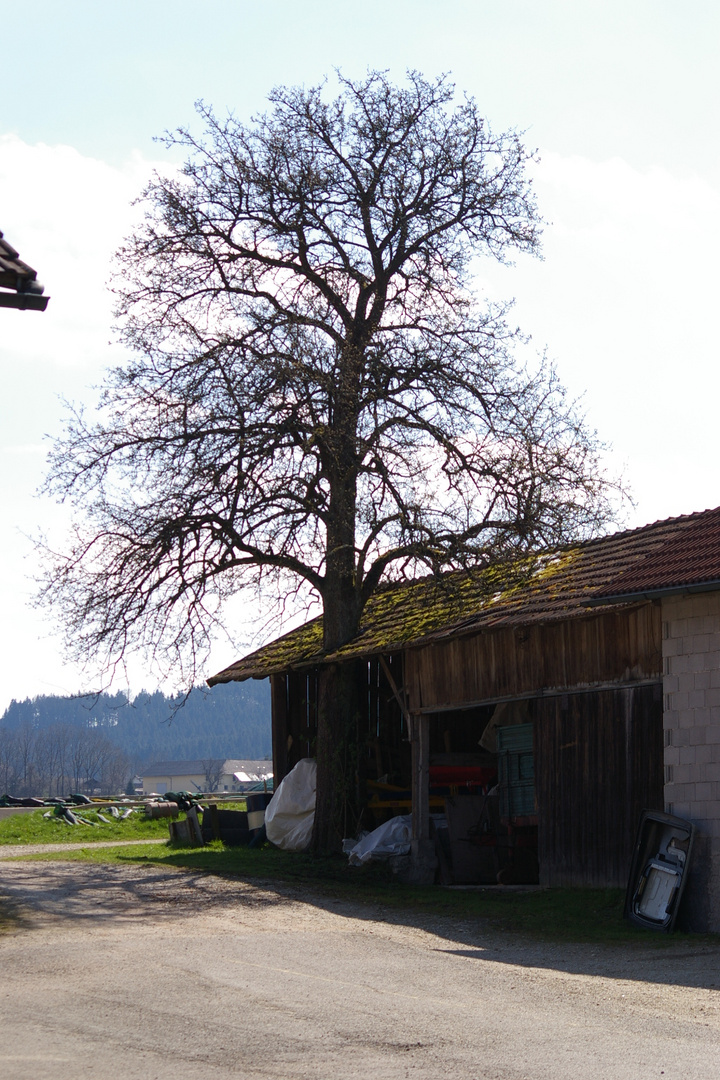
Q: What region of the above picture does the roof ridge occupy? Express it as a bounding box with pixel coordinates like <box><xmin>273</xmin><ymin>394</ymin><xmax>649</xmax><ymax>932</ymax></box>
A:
<box><xmin>580</xmin><ymin>506</ymin><xmax>718</xmax><ymax>548</ymax></box>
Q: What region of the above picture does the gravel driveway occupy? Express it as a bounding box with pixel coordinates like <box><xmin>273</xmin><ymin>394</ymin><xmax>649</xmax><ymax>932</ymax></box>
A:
<box><xmin>1</xmin><ymin>859</ymin><xmax>719</xmax><ymax>1080</ymax></box>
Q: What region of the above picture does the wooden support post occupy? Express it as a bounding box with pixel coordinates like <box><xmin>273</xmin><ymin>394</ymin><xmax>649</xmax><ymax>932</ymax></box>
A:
<box><xmin>411</xmin><ymin>712</ymin><xmax>430</xmax><ymax>843</ymax></box>
<box><xmin>271</xmin><ymin>674</ymin><xmax>289</xmax><ymax>787</ymax></box>
<box><xmin>209</xmin><ymin>803</ymin><xmax>220</xmax><ymax>841</ymax></box>
<box><xmin>407</xmin><ymin>711</ymin><xmax>437</xmax><ymax>884</ymax></box>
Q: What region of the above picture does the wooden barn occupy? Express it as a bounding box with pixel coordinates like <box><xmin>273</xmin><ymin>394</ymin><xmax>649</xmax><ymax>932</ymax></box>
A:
<box><xmin>209</xmin><ymin>507</ymin><xmax>720</xmax><ymax>931</ymax></box>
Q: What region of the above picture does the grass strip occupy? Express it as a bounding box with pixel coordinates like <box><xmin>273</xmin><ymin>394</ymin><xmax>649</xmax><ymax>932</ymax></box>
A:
<box><xmin>0</xmin><ymin>809</ymin><xmax>170</xmax><ymax>845</ymax></box>
<box><xmin>0</xmin><ymin>803</ymin><xmax>243</xmax><ymax>846</ymax></box>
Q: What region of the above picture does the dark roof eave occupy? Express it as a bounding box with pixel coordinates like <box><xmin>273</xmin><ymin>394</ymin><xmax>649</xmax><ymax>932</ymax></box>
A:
<box><xmin>207</xmin><ymin>599</ymin><xmax>651</xmax><ymax>684</ymax></box>
<box><xmin>207</xmin><ymin>655</ymin><xmax>326</xmax><ymax>685</ymax></box>
<box><xmin>584</xmin><ymin>578</ymin><xmax>720</xmax><ymax>607</ymax></box>
<box><xmin>0</xmin><ymin>289</ymin><xmax>50</xmax><ymax>311</ymax></box>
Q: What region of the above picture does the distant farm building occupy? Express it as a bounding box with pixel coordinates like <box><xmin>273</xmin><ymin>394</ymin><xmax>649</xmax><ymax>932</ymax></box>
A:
<box><xmin>142</xmin><ymin>758</ymin><xmax>272</xmax><ymax>795</ymax></box>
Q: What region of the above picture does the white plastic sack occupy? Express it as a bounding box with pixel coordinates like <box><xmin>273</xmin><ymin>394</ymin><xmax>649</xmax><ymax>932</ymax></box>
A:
<box><xmin>264</xmin><ymin>758</ymin><xmax>316</xmax><ymax>851</ymax></box>
<box><xmin>347</xmin><ymin>814</ymin><xmax>412</xmax><ymax>865</ymax></box>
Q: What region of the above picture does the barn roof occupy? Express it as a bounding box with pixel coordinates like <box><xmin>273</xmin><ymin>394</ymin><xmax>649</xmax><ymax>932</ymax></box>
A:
<box><xmin>0</xmin><ymin>229</ymin><xmax>49</xmax><ymax>311</ymax></box>
<box><xmin>588</xmin><ymin>505</ymin><xmax>720</xmax><ymax>602</ymax></box>
<box><xmin>208</xmin><ymin>507</ymin><xmax>720</xmax><ymax>684</ymax></box>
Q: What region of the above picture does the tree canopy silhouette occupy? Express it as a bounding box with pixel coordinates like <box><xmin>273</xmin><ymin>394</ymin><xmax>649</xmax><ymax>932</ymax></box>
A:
<box><xmin>42</xmin><ymin>71</ymin><xmax>617</xmax><ymax>849</ymax></box>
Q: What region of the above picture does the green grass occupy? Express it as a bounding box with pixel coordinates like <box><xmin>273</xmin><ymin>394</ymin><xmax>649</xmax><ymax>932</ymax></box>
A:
<box><xmin>13</xmin><ymin>839</ymin><xmax>708</xmax><ymax>946</ymax></box>
<box><xmin>0</xmin><ymin>808</ymin><xmax>172</xmax><ymax>845</ymax></box>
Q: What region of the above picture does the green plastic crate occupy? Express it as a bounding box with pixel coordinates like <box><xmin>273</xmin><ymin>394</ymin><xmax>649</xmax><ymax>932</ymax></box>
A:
<box><xmin>497</xmin><ymin>722</ymin><xmax>535</xmax><ymax>817</ymax></box>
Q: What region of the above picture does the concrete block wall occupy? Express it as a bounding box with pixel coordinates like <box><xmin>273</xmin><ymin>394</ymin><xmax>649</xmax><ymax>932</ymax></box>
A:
<box><xmin>662</xmin><ymin>591</ymin><xmax>720</xmax><ymax>931</ymax></box>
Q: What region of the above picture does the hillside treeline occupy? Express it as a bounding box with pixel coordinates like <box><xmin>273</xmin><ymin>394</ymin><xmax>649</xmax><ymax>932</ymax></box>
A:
<box><xmin>0</xmin><ymin>680</ymin><xmax>271</xmax><ymax>795</ymax></box>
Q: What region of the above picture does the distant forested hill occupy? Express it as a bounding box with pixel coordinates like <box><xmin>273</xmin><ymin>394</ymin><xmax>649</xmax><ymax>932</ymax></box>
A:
<box><xmin>1</xmin><ymin>680</ymin><xmax>271</xmax><ymax>771</ymax></box>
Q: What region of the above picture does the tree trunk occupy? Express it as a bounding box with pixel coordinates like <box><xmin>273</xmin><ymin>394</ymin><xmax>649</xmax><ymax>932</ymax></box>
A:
<box><xmin>314</xmin><ymin>658</ymin><xmax>365</xmax><ymax>853</ymax></box>
<box><xmin>313</xmin><ymin>497</ymin><xmax>363</xmax><ymax>852</ymax></box>
<box><xmin>313</xmin><ymin>347</ymin><xmax>364</xmax><ymax>853</ymax></box>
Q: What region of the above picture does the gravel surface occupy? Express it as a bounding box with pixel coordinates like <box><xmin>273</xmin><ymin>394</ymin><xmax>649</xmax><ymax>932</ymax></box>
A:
<box><xmin>1</xmin><ymin>860</ymin><xmax>720</xmax><ymax>1080</ymax></box>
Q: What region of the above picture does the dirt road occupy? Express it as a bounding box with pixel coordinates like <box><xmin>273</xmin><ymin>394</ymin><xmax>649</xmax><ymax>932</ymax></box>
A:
<box><xmin>1</xmin><ymin>860</ymin><xmax>720</xmax><ymax>1080</ymax></box>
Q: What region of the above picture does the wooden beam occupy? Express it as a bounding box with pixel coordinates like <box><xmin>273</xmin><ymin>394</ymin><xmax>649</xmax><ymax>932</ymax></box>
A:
<box><xmin>379</xmin><ymin>654</ymin><xmax>411</xmax><ymax>731</ymax></box>
<box><xmin>270</xmin><ymin>674</ymin><xmax>289</xmax><ymax>785</ymax></box>
<box><xmin>410</xmin><ymin>711</ymin><xmax>430</xmax><ymax>843</ymax></box>
<box><xmin>415</xmin><ymin>678</ymin><xmax>662</xmax><ymax>714</ymax></box>
<box><xmin>406</xmin><ymin>709</ymin><xmax>436</xmax><ymax>884</ymax></box>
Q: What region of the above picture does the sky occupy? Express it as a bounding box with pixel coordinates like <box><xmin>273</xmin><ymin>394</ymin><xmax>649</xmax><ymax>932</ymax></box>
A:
<box><xmin>1</xmin><ymin>0</ymin><xmax>720</xmax><ymax>710</ymax></box>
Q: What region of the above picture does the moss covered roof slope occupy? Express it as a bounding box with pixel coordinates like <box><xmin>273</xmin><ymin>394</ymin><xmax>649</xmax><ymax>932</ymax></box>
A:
<box><xmin>208</xmin><ymin>507</ymin><xmax>720</xmax><ymax>684</ymax></box>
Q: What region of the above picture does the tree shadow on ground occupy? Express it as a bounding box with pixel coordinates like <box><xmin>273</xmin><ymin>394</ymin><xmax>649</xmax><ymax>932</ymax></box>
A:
<box><xmin>0</xmin><ymin>859</ymin><xmax>287</xmax><ymax>930</ymax></box>
<box><xmin>146</xmin><ymin>845</ymin><xmax>720</xmax><ymax>992</ymax></box>
<box><xmin>4</xmin><ymin>849</ymin><xmax>720</xmax><ymax>993</ymax></box>
<box><xmin>0</xmin><ymin>895</ymin><xmax>31</xmax><ymax>935</ymax></box>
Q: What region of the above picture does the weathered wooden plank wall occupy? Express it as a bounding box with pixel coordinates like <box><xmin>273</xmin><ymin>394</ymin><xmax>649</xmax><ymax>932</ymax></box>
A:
<box><xmin>364</xmin><ymin>654</ymin><xmax>408</xmax><ymax>784</ymax></box>
<box><xmin>270</xmin><ymin>673</ymin><xmax>289</xmax><ymax>785</ymax></box>
<box><xmin>534</xmin><ymin>683</ymin><xmax>664</xmax><ymax>887</ymax></box>
<box><xmin>270</xmin><ymin>671</ymin><xmax>319</xmax><ymax>784</ymax></box>
<box><xmin>405</xmin><ymin>603</ymin><xmax>662</xmax><ymax>712</ymax></box>
<box><xmin>271</xmin><ymin>657</ymin><xmax>406</xmax><ymax>787</ymax></box>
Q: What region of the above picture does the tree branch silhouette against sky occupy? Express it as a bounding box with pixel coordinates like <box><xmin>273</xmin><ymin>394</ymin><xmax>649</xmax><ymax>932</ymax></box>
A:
<box><xmin>2</xmin><ymin>2</ymin><xmax>719</xmax><ymax>710</ymax></box>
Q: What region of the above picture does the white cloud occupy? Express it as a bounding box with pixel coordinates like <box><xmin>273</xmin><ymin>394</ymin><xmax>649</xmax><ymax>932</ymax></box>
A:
<box><xmin>0</xmin><ymin>136</ymin><xmax>260</xmax><ymax>712</ymax></box>
<box><xmin>0</xmin><ymin>137</ymin><xmax>173</xmax><ymax>710</ymax></box>
<box><xmin>480</xmin><ymin>151</ymin><xmax>720</xmax><ymax>525</ymax></box>
<box><xmin>0</xmin><ymin>134</ymin><xmax>168</xmax><ymax>371</ymax></box>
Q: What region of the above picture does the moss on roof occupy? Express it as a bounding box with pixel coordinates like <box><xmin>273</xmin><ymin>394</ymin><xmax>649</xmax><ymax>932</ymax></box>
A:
<box><xmin>207</xmin><ymin>547</ymin><xmax>585</xmax><ymax>683</ymax></box>
<box><xmin>208</xmin><ymin>508</ymin><xmax>713</xmax><ymax>685</ymax></box>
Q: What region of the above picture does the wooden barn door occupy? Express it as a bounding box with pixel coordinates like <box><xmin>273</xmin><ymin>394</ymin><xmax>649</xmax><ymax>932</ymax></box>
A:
<box><xmin>535</xmin><ymin>684</ymin><xmax>663</xmax><ymax>887</ymax></box>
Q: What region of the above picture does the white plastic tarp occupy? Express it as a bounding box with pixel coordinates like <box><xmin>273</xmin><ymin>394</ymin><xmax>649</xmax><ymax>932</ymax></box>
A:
<box><xmin>347</xmin><ymin>814</ymin><xmax>412</xmax><ymax>865</ymax></box>
<box><xmin>264</xmin><ymin>758</ymin><xmax>316</xmax><ymax>851</ymax></box>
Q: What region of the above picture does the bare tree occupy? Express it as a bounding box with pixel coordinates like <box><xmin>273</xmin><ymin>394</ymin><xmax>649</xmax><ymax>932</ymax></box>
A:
<box><xmin>41</xmin><ymin>71</ymin><xmax>618</xmax><ymax>849</ymax></box>
<box><xmin>66</xmin><ymin>728</ymin><xmax>88</xmax><ymax>794</ymax></box>
<box><xmin>96</xmin><ymin>742</ymin><xmax>130</xmax><ymax>796</ymax></box>
<box><xmin>0</xmin><ymin>726</ymin><xmax>20</xmax><ymax>794</ymax></box>
<box><xmin>15</xmin><ymin>719</ymin><xmax>37</xmax><ymax>797</ymax></box>
<box><xmin>202</xmin><ymin>758</ymin><xmax>224</xmax><ymax>793</ymax></box>
<box><xmin>50</xmin><ymin>724</ymin><xmax>73</xmax><ymax>797</ymax></box>
<box><xmin>33</xmin><ymin>728</ymin><xmax>55</xmax><ymax>796</ymax></box>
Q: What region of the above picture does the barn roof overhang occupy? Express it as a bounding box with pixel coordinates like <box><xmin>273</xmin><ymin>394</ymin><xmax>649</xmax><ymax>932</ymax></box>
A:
<box><xmin>0</xmin><ymin>229</ymin><xmax>50</xmax><ymax>311</ymax></box>
<box><xmin>584</xmin><ymin>578</ymin><xmax>720</xmax><ymax>606</ymax></box>
<box><xmin>209</xmin><ymin>506</ymin><xmax>720</xmax><ymax>687</ymax></box>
